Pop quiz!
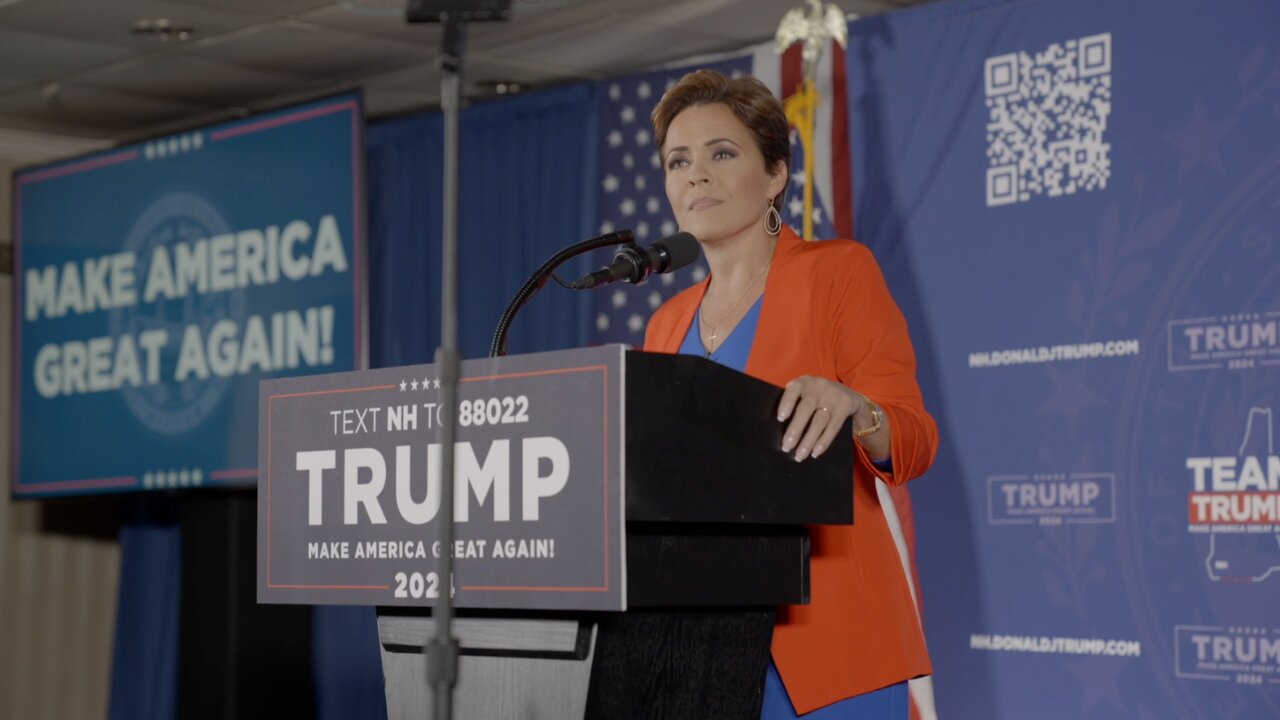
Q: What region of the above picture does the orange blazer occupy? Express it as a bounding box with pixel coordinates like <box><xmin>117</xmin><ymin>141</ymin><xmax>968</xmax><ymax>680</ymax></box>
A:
<box><xmin>643</xmin><ymin>226</ymin><xmax>937</xmax><ymax>713</ymax></box>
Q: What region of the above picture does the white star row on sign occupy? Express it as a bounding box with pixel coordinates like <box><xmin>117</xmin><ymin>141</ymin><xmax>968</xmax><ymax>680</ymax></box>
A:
<box><xmin>399</xmin><ymin>378</ymin><xmax>441</xmax><ymax>391</ymax></box>
<box><xmin>144</xmin><ymin>468</ymin><xmax>203</xmax><ymax>489</ymax></box>
<box><xmin>144</xmin><ymin>132</ymin><xmax>204</xmax><ymax>161</ymax></box>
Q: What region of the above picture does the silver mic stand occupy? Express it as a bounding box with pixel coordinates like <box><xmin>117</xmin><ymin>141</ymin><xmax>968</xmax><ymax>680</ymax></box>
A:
<box><xmin>426</xmin><ymin>14</ymin><xmax>463</xmax><ymax>720</ymax></box>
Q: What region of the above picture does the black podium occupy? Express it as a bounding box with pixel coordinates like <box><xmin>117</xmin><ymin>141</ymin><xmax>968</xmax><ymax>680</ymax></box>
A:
<box><xmin>372</xmin><ymin>352</ymin><xmax>853</xmax><ymax>719</ymax></box>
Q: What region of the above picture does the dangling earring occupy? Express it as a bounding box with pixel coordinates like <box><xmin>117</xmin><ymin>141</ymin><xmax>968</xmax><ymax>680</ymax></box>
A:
<box><xmin>765</xmin><ymin>197</ymin><xmax>782</xmax><ymax>236</ymax></box>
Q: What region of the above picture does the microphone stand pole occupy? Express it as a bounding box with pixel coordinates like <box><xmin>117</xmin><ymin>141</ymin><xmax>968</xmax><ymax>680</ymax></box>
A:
<box><xmin>428</xmin><ymin>13</ymin><xmax>464</xmax><ymax>720</ymax></box>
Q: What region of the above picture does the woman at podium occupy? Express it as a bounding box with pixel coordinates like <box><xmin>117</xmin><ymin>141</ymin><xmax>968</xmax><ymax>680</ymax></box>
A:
<box><xmin>643</xmin><ymin>70</ymin><xmax>938</xmax><ymax>720</ymax></box>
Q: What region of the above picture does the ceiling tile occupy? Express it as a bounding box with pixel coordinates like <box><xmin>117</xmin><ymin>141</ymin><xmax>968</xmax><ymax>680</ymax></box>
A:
<box><xmin>0</xmin><ymin>83</ymin><xmax>211</xmax><ymax>133</ymax></box>
<box><xmin>164</xmin><ymin>0</ymin><xmax>333</xmax><ymax>18</ymax></box>
<box><xmin>79</xmin><ymin>55</ymin><xmax>307</xmax><ymax>107</ymax></box>
<box><xmin>0</xmin><ymin>72</ymin><xmax>35</xmax><ymax>94</ymax></box>
<box><xmin>185</xmin><ymin>22</ymin><xmax>430</xmax><ymax>80</ymax></box>
<box><xmin>0</xmin><ymin>27</ymin><xmax>137</xmax><ymax>79</ymax></box>
<box><xmin>0</xmin><ymin>0</ymin><xmax>264</xmax><ymax>50</ymax></box>
<box><xmin>296</xmin><ymin>3</ymin><xmax>442</xmax><ymax>45</ymax></box>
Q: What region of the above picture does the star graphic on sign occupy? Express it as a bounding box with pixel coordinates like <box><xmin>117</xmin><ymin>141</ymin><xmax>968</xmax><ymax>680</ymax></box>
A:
<box><xmin>608</xmin><ymin>130</ymin><xmax>623</xmax><ymax>148</ymax></box>
<box><xmin>636</xmin><ymin>221</ymin><xmax>649</xmax><ymax>239</ymax></box>
<box><xmin>692</xmin><ymin>265</ymin><xmax>707</xmax><ymax>282</ymax></box>
<box><xmin>608</xmin><ymin>83</ymin><xmax>621</xmax><ymax>100</ymax></box>
<box><xmin>596</xmin><ymin>313</ymin><xmax>610</xmax><ymax>332</ymax></box>
<box><xmin>634</xmin><ymin>175</ymin><xmax>646</xmax><ymax>191</ymax></box>
<box><xmin>410</xmin><ymin>379</ymin><xmax>419</xmax><ymax>391</ymax></box>
<box><xmin>646</xmin><ymin>197</ymin><xmax>662</xmax><ymax>215</ymax></box>
<box><xmin>603</xmin><ymin>174</ymin><xmax>620</xmax><ymax>192</ymax></box>
<box><xmin>622</xmin><ymin>153</ymin><xmax>634</xmax><ymax>169</ymax></box>
<box><xmin>648</xmin><ymin>291</ymin><xmax>662</xmax><ymax>309</ymax></box>
<box><xmin>620</xmin><ymin>106</ymin><xmax>635</xmax><ymax>123</ymax></box>
<box><xmin>421</xmin><ymin>377</ymin><xmax>430</xmax><ymax>390</ymax></box>
<box><xmin>399</xmin><ymin>380</ymin><xmax>407</xmax><ymax>392</ymax></box>
<box><xmin>628</xmin><ymin>313</ymin><xmax>645</xmax><ymax>333</ymax></box>
<box><xmin>1039</xmin><ymin>364</ymin><xmax>1107</xmax><ymax>436</ymax></box>
<box><xmin>599</xmin><ymin>220</ymin><xmax>615</xmax><ymax>233</ymax></box>
<box><xmin>637</xmin><ymin>82</ymin><xmax>651</xmax><ymax>99</ymax></box>
<box><xmin>433</xmin><ymin>378</ymin><xmax>441</xmax><ymax>389</ymax></box>
<box><xmin>650</xmin><ymin>152</ymin><xmax>662</xmax><ymax>169</ymax></box>
<box><xmin>661</xmin><ymin>273</ymin><xmax>675</xmax><ymax>286</ymax></box>
<box><xmin>619</xmin><ymin>198</ymin><xmax>636</xmax><ymax>216</ymax></box>
<box><xmin>660</xmin><ymin>219</ymin><xmax>676</xmax><ymax>236</ymax></box>
<box><xmin>1163</xmin><ymin>99</ymin><xmax>1236</xmax><ymax>180</ymax></box>
<box><xmin>635</xmin><ymin>129</ymin><xmax>651</xmax><ymax>146</ymax></box>
<box><xmin>789</xmin><ymin>197</ymin><xmax>804</xmax><ymax>217</ymax></box>
<box><xmin>611</xmin><ymin>289</ymin><xmax>627</xmax><ymax>308</ymax></box>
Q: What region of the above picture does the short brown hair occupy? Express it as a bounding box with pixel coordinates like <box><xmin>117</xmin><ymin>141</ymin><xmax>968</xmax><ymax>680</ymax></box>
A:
<box><xmin>651</xmin><ymin>69</ymin><xmax>791</xmax><ymax>210</ymax></box>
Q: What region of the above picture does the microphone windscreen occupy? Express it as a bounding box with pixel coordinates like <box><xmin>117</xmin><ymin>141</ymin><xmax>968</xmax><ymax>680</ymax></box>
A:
<box><xmin>658</xmin><ymin>232</ymin><xmax>700</xmax><ymax>273</ymax></box>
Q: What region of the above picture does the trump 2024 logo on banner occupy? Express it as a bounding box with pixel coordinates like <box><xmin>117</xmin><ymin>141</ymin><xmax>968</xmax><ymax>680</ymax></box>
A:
<box><xmin>12</xmin><ymin>93</ymin><xmax>364</xmax><ymax>498</ymax></box>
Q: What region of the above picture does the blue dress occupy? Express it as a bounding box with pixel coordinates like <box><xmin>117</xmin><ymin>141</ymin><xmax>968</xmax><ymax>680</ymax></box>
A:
<box><xmin>677</xmin><ymin>295</ymin><xmax>909</xmax><ymax>720</ymax></box>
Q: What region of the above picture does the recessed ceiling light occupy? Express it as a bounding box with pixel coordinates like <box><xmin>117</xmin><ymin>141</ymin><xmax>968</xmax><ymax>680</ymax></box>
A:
<box><xmin>131</xmin><ymin>18</ymin><xmax>195</xmax><ymax>42</ymax></box>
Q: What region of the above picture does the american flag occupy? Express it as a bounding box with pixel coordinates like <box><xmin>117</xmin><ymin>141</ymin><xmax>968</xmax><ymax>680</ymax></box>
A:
<box><xmin>589</xmin><ymin>43</ymin><xmax>845</xmax><ymax>347</ymax></box>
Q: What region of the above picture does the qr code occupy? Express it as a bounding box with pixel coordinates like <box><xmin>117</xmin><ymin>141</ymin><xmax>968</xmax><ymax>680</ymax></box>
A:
<box><xmin>984</xmin><ymin>33</ymin><xmax>1112</xmax><ymax>206</ymax></box>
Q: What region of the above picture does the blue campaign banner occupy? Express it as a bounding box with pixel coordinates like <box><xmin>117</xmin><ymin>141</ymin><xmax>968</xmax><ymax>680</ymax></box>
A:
<box><xmin>12</xmin><ymin>93</ymin><xmax>364</xmax><ymax>498</ymax></box>
<box><xmin>848</xmin><ymin>0</ymin><xmax>1279</xmax><ymax>718</ymax></box>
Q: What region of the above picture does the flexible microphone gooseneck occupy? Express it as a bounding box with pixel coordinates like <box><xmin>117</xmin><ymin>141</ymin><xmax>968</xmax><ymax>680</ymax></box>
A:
<box><xmin>489</xmin><ymin>230</ymin><xmax>634</xmax><ymax>357</ymax></box>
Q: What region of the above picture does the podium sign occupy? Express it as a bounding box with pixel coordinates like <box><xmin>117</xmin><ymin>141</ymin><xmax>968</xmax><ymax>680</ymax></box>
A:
<box><xmin>258</xmin><ymin>346</ymin><xmax>626</xmax><ymax>611</ymax></box>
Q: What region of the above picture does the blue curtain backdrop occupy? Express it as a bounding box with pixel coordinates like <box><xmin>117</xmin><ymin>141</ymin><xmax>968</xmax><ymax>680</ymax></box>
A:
<box><xmin>313</xmin><ymin>82</ymin><xmax>600</xmax><ymax>720</ymax></box>
<box><xmin>108</xmin><ymin>501</ymin><xmax>180</xmax><ymax>720</ymax></box>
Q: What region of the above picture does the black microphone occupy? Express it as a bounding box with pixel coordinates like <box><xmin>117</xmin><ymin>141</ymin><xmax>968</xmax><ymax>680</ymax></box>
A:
<box><xmin>569</xmin><ymin>232</ymin><xmax>700</xmax><ymax>289</ymax></box>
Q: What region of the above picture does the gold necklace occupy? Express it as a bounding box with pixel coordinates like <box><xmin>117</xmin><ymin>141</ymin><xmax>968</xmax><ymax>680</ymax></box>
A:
<box><xmin>699</xmin><ymin>260</ymin><xmax>771</xmax><ymax>357</ymax></box>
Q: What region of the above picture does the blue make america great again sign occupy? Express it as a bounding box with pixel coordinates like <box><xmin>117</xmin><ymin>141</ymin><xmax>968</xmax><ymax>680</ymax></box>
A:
<box><xmin>12</xmin><ymin>93</ymin><xmax>365</xmax><ymax>499</ymax></box>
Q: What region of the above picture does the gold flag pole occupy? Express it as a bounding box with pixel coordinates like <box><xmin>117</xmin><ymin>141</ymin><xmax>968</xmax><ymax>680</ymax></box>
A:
<box><xmin>775</xmin><ymin>0</ymin><xmax>848</xmax><ymax>241</ymax></box>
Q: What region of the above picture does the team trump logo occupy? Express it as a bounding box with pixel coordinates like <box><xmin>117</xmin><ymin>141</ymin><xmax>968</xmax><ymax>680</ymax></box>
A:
<box><xmin>1186</xmin><ymin>407</ymin><xmax>1280</xmax><ymax>583</ymax></box>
